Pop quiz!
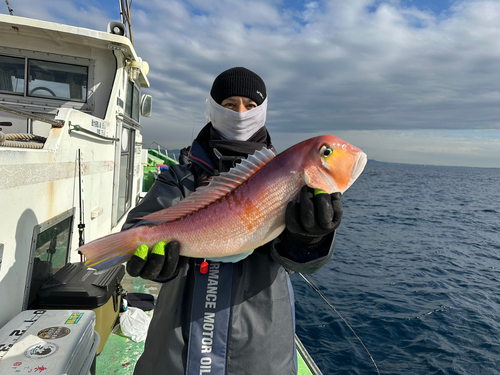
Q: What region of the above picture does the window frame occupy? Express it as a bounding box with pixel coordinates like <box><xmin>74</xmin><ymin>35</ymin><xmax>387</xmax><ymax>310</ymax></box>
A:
<box><xmin>0</xmin><ymin>48</ymin><xmax>95</xmax><ymax>112</ymax></box>
<box><xmin>0</xmin><ymin>54</ymin><xmax>25</xmax><ymax>96</ymax></box>
<box><xmin>124</xmin><ymin>78</ymin><xmax>140</xmax><ymax>123</ymax></box>
<box><xmin>23</xmin><ymin>208</ymin><xmax>75</xmax><ymax>310</ymax></box>
<box><xmin>27</xmin><ymin>59</ymin><xmax>89</xmax><ymax>102</ymax></box>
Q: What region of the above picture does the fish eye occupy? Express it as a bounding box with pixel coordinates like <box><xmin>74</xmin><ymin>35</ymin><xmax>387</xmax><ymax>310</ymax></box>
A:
<box><xmin>320</xmin><ymin>145</ymin><xmax>333</xmax><ymax>158</ymax></box>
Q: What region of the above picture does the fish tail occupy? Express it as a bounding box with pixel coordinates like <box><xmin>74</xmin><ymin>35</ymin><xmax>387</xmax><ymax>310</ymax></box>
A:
<box><xmin>79</xmin><ymin>227</ymin><xmax>142</xmax><ymax>271</ymax></box>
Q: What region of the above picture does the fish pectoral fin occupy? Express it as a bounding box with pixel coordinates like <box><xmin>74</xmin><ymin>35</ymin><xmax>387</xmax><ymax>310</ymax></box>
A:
<box><xmin>303</xmin><ymin>170</ymin><xmax>338</xmax><ymax>194</ymax></box>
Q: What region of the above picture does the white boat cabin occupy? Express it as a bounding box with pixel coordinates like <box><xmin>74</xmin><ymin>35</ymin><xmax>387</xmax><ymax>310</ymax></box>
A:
<box><xmin>0</xmin><ymin>14</ymin><xmax>152</xmax><ymax>328</ymax></box>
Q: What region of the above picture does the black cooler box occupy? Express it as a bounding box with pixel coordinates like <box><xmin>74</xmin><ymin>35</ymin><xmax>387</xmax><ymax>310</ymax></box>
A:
<box><xmin>37</xmin><ymin>262</ymin><xmax>125</xmax><ymax>354</ymax></box>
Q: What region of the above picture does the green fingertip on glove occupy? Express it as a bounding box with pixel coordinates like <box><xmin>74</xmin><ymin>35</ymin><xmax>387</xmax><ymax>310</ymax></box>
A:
<box><xmin>151</xmin><ymin>241</ymin><xmax>166</xmax><ymax>256</ymax></box>
<box><xmin>135</xmin><ymin>244</ymin><xmax>149</xmax><ymax>260</ymax></box>
<box><xmin>313</xmin><ymin>189</ymin><xmax>328</xmax><ymax>196</ymax></box>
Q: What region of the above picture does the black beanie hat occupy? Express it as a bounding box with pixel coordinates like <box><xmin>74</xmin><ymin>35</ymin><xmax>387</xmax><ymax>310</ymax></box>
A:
<box><xmin>210</xmin><ymin>67</ymin><xmax>267</xmax><ymax>106</ymax></box>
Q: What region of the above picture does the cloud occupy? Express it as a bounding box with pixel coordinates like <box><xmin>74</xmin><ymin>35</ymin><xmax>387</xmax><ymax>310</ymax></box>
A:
<box><xmin>8</xmin><ymin>0</ymin><xmax>112</xmax><ymax>31</ymax></box>
<box><xmin>332</xmin><ymin>129</ymin><xmax>500</xmax><ymax>167</ymax></box>
<box><xmin>5</xmin><ymin>0</ymin><xmax>500</xmax><ymax>166</ymax></box>
<box><xmin>135</xmin><ymin>0</ymin><xmax>500</xmax><ymax>132</ymax></box>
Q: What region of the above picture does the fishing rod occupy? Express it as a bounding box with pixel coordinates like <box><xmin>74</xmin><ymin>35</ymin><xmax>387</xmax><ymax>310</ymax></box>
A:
<box><xmin>77</xmin><ymin>149</ymin><xmax>85</xmax><ymax>261</ymax></box>
<box><xmin>298</xmin><ymin>272</ymin><xmax>380</xmax><ymax>375</ymax></box>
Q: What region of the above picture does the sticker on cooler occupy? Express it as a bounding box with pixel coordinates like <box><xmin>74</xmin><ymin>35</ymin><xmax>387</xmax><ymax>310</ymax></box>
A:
<box><xmin>9</xmin><ymin>361</ymin><xmax>50</xmax><ymax>374</ymax></box>
<box><xmin>0</xmin><ymin>310</ymin><xmax>46</xmax><ymax>361</ymax></box>
<box><xmin>64</xmin><ymin>312</ymin><xmax>84</xmax><ymax>325</ymax></box>
<box><xmin>24</xmin><ymin>342</ymin><xmax>59</xmax><ymax>359</ymax></box>
<box><xmin>37</xmin><ymin>327</ymin><xmax>71</xmax><ymax>340</ymax></box>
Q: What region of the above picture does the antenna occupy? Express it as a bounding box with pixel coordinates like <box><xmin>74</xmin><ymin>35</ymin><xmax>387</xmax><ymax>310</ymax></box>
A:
<box><xmin>5</xmin><ymin>0</ymin><xmax>14</xmax><ymax>15</ymax></box>
<box><xmin>119</xmin><ymin>0</ymin><xmax>134</xmax><ymax>44</ymax></box>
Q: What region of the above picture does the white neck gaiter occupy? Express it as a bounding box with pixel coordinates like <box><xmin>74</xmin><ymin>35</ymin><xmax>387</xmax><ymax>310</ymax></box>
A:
<box><xmin>208</xmin><ymin>95</ymin><xmax>268</xmax><ymax>141</ymax></box>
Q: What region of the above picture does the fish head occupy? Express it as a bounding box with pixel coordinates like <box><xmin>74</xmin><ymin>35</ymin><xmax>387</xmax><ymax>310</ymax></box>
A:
<box><xmin>303</xmin><ymin>135</ymin><xmax>367</xmax><ymax>194</ymax></box>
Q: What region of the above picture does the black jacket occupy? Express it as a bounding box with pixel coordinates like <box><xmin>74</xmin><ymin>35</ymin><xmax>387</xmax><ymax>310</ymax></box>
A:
<box><xmin>126</xmin><ymin>136</ymin><xmax>336</xmax><ymax>374</ymax></box>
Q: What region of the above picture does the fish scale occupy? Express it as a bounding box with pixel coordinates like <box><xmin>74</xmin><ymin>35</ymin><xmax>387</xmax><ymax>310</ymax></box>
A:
<box><xmin>80</xmin><ymin>135</ymin><xmax>367</xmax><ymax>271</ymax></box>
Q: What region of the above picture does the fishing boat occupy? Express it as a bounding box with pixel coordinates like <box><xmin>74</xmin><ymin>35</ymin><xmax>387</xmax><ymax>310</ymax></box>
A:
<box><xmin>0</xmin><ymin>5</ymin><xmax>150</xmax><ymax>341</ymax></box>
<box><xmin>0</xmin><ymin>8</ymin><xmax>323</xmax><ymax>375</ymax></box>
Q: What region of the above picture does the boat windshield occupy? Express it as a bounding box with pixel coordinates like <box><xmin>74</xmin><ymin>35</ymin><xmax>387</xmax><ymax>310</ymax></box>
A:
<box><xmin>0</xmin><ymin>54</ymin><xmax>88</xmax><ymax>102</ymax></box>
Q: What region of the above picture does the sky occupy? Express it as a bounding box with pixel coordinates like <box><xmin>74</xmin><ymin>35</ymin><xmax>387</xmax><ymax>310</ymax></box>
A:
<box><xmin>3</xmin><ymin>0</ymin><xmax>500</xmax><ymax>167</ymax></box>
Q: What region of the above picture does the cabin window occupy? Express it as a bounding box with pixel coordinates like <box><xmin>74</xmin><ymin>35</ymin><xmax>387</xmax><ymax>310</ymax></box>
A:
<box><xmin>116</xmin><ymin>125</ymin><xmax>135</xmax><ymax>221</ymax></box>
<box><xmin>125</xmin><ymin>79</ymin><xmax>140</xmax><ymax>122</ymax></box>
<box><xmin>24</xmin><ymin>209</ymin><xmax>75</xmax><ymax>309</ymax></box>
<box><xmin>28</xmin><ymin>60</ymin><xmax>88</xmax><ymax>102</ymax></box>
<box><xmin>0</xmin><ymin>54</ymin><xmax>89</xmax><ymax>102</ymax></box>
<box><xmin>0</xmin><ymin>55</ymin><xmax>25</xmax><ymax>94</ymax></box>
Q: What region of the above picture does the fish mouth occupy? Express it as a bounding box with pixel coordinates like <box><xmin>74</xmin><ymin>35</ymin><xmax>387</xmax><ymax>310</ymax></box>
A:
<box><xmin>351</xmin><ymin>152</ymin><xmax>367</xmax><ymax>182</ymax></box>
<box><xmin>340</xmin><ymin>152</ymin><xmax>367</xmax><ymax>193</ymax></box>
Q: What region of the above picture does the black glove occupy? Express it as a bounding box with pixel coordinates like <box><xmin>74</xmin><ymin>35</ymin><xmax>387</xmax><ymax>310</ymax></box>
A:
<box><xmin>285</xmin><ymin>186</ymin><xmax>343</xmax><ymax>245</ymax></box>
<box><xmin>126</xmin><ymin>241</ymin><xmax>180</xmax><ymax>281</ymax></box>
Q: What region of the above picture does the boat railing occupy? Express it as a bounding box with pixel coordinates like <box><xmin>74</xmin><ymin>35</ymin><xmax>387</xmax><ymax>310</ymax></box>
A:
<box><xmin>68</xmin><ymin>122</ymin><xmax>119</xmax><ymax>142</ymax></box>
<box><xmin>0</xmin><ymin>103</ymin><xmax>65</xmax><ymax>128</ymax></box>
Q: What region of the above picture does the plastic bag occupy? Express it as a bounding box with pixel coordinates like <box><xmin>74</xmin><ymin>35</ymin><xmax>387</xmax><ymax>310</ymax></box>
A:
<box><xmin>119</xmin><ymin>306</ymin><xmax>151</xmax><ymax>342</ymax></box>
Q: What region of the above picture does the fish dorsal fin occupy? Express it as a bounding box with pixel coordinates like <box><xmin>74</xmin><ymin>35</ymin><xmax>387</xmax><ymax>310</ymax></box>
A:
<box><xmin>141</xmin><ymin>147</ymin><xmax>276</xmax><ymax>223</ymax></box>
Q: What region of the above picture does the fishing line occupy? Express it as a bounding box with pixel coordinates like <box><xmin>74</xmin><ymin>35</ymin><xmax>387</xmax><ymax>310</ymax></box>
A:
<box><xmin>298</xmin><ymin>272</ymin><xmax>380</xmax><ymax>375</ymax></box>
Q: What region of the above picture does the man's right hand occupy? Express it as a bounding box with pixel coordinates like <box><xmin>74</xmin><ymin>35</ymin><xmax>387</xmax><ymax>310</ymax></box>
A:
<box><xmin>126</xmin><ymin>241</ymin><xmax>180</xmax><ymax>281</ymax></box>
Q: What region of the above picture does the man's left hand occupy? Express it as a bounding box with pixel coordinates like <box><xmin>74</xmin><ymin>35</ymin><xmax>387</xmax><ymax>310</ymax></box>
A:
<box><xmin>285</xmin><ymin>186</ymin><xmax>343</xmax><ymax>245</ymax></box>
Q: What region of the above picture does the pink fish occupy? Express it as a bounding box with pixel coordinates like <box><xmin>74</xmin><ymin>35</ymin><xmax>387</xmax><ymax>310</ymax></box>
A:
<box><xmin>80</xmin><ymin>135</ymin><xmax>367</xmax><ymax>270</ymax></box>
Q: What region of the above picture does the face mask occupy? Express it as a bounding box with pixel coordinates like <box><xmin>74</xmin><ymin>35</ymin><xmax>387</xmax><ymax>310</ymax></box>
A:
<box><xmin>208</xmin><ymin>95</ymin><xmax>268</xmax><ymax>141</ymax></box>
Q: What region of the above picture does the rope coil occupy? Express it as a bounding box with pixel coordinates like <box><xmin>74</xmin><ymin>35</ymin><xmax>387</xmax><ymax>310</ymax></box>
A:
<box><xmin>0</xmin><ymin>132</ymin><xmax>47</xmax><ymax>149</ymax></box>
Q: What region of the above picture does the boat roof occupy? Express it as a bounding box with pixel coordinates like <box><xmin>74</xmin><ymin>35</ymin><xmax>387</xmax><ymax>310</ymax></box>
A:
<box><xmin>0</xmin><ymin>14</ymin><xmax>150</xmax><ymax>88</ymax></box>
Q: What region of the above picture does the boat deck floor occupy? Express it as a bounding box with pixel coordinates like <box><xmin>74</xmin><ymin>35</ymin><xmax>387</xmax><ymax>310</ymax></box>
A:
<box><xmin>96</xmin><ymin>273</ymin><xmax>159</xmax><ymax>375</ymax></box>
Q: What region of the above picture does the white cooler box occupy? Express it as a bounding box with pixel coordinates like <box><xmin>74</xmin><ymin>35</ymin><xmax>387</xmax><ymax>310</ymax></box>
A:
<box><xmin>0</xmin><ymin>309</ymin><xmax>100</xmax><ymax>375</ymax></box>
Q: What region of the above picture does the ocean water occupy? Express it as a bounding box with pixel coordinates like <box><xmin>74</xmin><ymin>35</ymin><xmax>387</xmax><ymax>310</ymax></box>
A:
<box><xmin>291</xmin><ymin>162</ymin><xmax>500</xmax><ymax>375</ymax></box>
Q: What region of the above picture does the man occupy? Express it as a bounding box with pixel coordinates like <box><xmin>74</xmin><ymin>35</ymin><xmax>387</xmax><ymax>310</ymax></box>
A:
<box><xmin>124</xmin><ymin>67</ymin><xmax>343</xmax><ymax>374</ymax></box>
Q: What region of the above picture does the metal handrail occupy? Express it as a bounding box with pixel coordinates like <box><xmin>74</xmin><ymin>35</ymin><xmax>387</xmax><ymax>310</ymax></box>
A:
<box><xmin>68</xmin><ymin>122</ymin><xmax>119</xmax><ymax>142</ymax></box>
<box><xmin>0</xmin><ymin>103</ymin><xmax>65</xmax><ymax>127</ymax></box>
